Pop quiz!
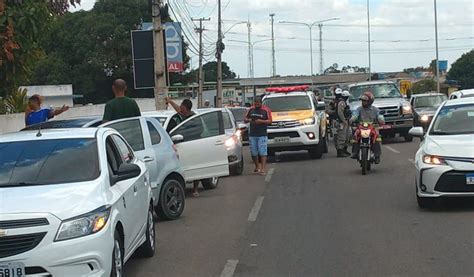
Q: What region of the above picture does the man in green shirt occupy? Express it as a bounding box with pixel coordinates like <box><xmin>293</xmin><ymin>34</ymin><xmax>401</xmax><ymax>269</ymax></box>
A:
<box><xmin>103</xmin><ymin>79</ymin><xmax>141</xmax><ymax>122</ymax></box>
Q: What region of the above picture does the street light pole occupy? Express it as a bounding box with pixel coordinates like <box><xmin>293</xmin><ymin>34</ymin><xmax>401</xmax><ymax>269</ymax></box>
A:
<box><xmin>367</xmin><ymin>0</ymin><xmax>372</xmax><ymax>81</ymax></box>
<box><xmin>434</xmin><ymin>0</ymin><xmax>440</xmax><ymax>93</ymax></box>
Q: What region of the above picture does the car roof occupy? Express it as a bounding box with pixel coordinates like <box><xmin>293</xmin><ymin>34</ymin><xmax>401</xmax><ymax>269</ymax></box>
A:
<box><xmin>411</xmin><ymin>92</ymin><xmax>445</xmax><ymax>97</ymax></box>
<box><xmin>348</xmin><ymin>80</ymin><xmax>396</xmax><ymax>87</ymax></box>
<box><xmin>455</xmin><ymin>89</ymin><xmax>474</xmax><ymax>95</ymax></box>
<box><xmin>142</xmin><ymin>110</ymin><xmax>177</xmax><ymax>117</ymax></box>
<box><xmin>264</xmin><ymin>91</ymin><xmax>310</xmax><ymax>98</ymax></box>
<box><xmin>0</xmin><ymin>128</ymin><xmax>100</xmax><ymax>143</ymax></box>
<box><xmin>445</xmin><ymin>97</ymin><xmax>474</xmax><ymax>106</ymax></box>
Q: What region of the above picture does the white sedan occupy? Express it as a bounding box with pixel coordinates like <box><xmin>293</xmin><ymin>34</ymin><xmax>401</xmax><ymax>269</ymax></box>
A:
<box><xmin>409</xmin><ymin>97</ymin><xmax>474</xmax><ymax>208</ymax></box>
<box><xmin>0</xmin><ymin>128</ymin><xmax>154</xmax><ymax>276</ymax></box>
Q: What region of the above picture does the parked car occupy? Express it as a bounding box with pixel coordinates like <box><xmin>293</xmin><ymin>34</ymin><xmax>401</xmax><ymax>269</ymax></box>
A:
<box><xmin>0</xmin><ymin>128</ymin><xmax>154</xmax><ymax>276</ymax></box>
<box><xmin>145</xmin><ymin>108</ymin><xmax>243</xmax><ymax>176</ymax></box>
<box><xmin>348</xmin><ymin>81</ymin><xmax>414</xmax><ymax>141</ymax></box>
<box><xmin>449</xmin><ymin>89</ymin><xmax>474</xmax><ymax>100</ymax></box>
<box><xmin>228</xmin><ymin>107</ymin><xmax>249</xmax><ymax>143</ymax></box>
<box><xmin>409</xmin><ymin>97</ymin><xmax>474</xmax><ymax>208</ymax></box>
<box><xmin>409</xmin><ymin>92</ymin><xmax>447</xmax><ymax>130</ymax></box>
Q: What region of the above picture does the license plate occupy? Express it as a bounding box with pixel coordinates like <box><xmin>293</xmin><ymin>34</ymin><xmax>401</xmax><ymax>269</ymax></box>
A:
<box><xmin>382</xmin><ymin>124</ymin><xmax>392</xmax><ymax>129</ymax></box>
<box><xmin>274</xmin><ymin>137</ymin><xmax>290</xmax><ymax>143</ymax></box>
<box><xmin>467</xmin><ymin>174</ymin><xmax>474</xmax><ymax>185</ymax></box>
<box><xmin>0</xmin><ymin>262</ymin><xmax>26</xmax><ymax>277</ymax></box>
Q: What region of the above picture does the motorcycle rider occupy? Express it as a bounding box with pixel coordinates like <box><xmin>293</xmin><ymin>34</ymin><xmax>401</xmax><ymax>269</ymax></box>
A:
<box><xmin>350</xmin><ymin>91</ymin><xmax>384</xmax><ymax>164</ymax></box>
<box><xmin>335</xmin><ymin>90</ymin><xmax>352</xmax><ymax>157</ymax></box>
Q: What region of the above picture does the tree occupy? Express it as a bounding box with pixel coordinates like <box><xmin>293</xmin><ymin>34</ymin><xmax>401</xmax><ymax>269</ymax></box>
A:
<box><xmin>183</xmin><ymin>61</ymin><xmax>236</xmax><ymax>83</ymax></box>
<box><xmin>324</xmin><ymin>63</ymin><xmax>340</xmax><ymax>74</ymax></box>
<box><xmin>447</xmin><ymin>50</ymin><xmax>474</xmax><ymax>89</ymax></box>
<box><xmin>3</xmin><ymin>87</ymin><xmax>28</xmax><ymax>113</ymax></box>
<box><xmin>341</xmin><ymin>65</ymin><xmax>367</xmax><ymax>73</ymax></box>
<box><xmin>411</xmin><ymin>79</ymin><xmax>436</xmax><ymax>95</ymax></box>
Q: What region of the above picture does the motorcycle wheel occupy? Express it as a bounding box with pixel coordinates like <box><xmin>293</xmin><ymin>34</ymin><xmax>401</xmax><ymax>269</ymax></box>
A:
<box><xmin>361</xmin><ymin>148</ymin><xmax>368</xmax><ymax>175</ymax></box>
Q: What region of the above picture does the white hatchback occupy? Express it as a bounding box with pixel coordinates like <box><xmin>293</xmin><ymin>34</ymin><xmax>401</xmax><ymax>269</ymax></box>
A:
<box><xmin>409</xmin><ymin>98</ymin><xmax>474</xmax><ymax>208</ymax></box>
<box><xmin>0</xmin><ymin>128</ymin><xmax>154</xmax><ymax>276</ymax></box>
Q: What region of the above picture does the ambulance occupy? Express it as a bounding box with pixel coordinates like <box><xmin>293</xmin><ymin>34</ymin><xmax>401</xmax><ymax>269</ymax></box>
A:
<box><xmin>262</xmin><ymin>85</ymin><xmax>328</xmax><ymax>159</ymax></box>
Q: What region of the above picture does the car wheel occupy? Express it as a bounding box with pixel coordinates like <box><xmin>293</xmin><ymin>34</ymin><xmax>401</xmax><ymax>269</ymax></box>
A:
<box><xmin>404</xmin><ymin>134</ymin><xmax>414</xmax><ymax>142</ymax></box>
<box><xmin>323</xmin><ymin>134</ymin><xmax>329</xmax><ymax>153</ymax></box>
<box><xmin>111</xmin><ymin>230</ymin><xmax>124</xmax><ymax>277</ymax></box>
<box><xmin>202</xmin><ymin>177</ymin><xmax>219</xmax><ymax>190</ymax></box>
<box><xmin>155</xmin><ymin>179</ymin><xmax>185</xmax><ymax>220</ymax></box>
<box><xmin>230</xmin><ymin>157</ymin><xmax>244</xmax><ymax>176</ymax></box>
<box><xmin>308</xmin><ymin>133</ymin><xmax>324</xmax><ymax>159</ymax></box>
<box><xmin>137</xmin><ymin>204</ymin><xmax>156</xmax><ymax>257</ymax></box>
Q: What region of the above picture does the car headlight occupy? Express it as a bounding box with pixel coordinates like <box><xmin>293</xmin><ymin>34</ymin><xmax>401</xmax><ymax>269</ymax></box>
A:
<box><xmin>423</xmin><ymin>155</ymin><xmax>447</xmax><ymax>165</ymax></box>
<box><xmin>300</xmin><ymin>117</ymin><xmax>316</xmax><ymax>125</ymax></box>
<box><xmin>55</xmin><ymin>206</ymin><xmax>111</xmax><ymax>241</ymax></box>
<box><xmin>419</xmin><ymin>114</ymin><xmax>430</xmax><ymax>122</ymax></box>
<box><xmin>402</xmin><ymin>104</ymin><xmax>412</xmax><ymax>114</ymax></box>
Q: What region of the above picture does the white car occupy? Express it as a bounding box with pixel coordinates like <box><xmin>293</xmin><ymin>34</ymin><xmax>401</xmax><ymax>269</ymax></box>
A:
<box><xmin>409</xmin><ymin>98</ymin><xmax>474</xmax><ymax>208</ymax></box>
<box><xmin>449</xmin><ymin>88</ymin><xmax>474</xmax><ymax>100</ymax></box>
<box><xmin>0</xmin><ymin>128</ymin><xmax>154</xmax><ymax>276</ymax></box>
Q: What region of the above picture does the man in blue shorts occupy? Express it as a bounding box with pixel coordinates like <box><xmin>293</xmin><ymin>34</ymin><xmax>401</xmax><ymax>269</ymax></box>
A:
<box><xmin>245</xmin><ymin>97</ymin><xmax>272</xmax><ymax>175</ymax></box>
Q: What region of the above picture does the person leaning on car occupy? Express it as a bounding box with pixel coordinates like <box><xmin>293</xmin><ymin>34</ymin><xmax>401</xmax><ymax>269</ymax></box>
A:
<box><xmin>103</xmin><ymin>79</ymin><xmax>141</xmax><ymax>122</ymax></box>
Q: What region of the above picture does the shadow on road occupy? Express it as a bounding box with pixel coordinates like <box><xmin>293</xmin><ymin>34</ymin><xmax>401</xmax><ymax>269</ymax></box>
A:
<box><xmin>422</xmin><ymin>198</ymin><xmax>474</xmax><ymax>213</ymax></box>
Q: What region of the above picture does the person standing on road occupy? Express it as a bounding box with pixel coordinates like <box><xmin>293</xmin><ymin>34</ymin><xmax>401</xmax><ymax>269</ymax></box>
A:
<box><xmin>103</xmin><ymin>79</ymin><xmax>141</xmax><ymax>122</ymax></box>
<box><xmin>25</xmin><ymin>94</ymin><xmax>69</xmax><ymax>127</ymax></box>
<box><xmin>335</xmin><ymin>90</ymin><xmax>352</xmax><ymax>157</ymax></box>
<box><xmin>245</xmin><ymin>97</ymin><xmax>272</xmax><ymax>175</ymax></box>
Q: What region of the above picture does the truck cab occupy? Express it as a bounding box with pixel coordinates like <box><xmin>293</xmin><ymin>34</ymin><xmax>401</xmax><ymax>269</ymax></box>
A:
<box><xmin>262</xmin><ymin>86</ymin><xmax>328</xmax><ymax>159</ymax></box>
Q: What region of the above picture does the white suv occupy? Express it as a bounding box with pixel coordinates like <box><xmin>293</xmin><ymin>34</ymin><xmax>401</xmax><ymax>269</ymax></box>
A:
<box><xmin>0</xmin><ymin>128</ymin><xmax>154</xmax><ymax>276</ymax></box>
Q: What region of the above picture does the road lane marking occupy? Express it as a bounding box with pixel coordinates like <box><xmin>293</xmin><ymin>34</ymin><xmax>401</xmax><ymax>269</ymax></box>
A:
<box><xmin>221</xmin><ymin>259</ymin><xmax>239</xmax><ymax>277</ymax></box>
<box><xmin>408</xmin><ymin>158</ymin><xmax>416</xmax><ymax>165</ymax></box>
<box><xmin>265</xmin><ymin>168</ymin><xmax>275</xmax><ymax>183</ymax></box>
<box><xmin>385</xmin><ymin>146</ymin><xmax>400</xmax><ymax>154</ymax></box>
<box><xmin>248</xmin><ymin>196</ymin><xmax>264</xmax><ymax>222</ymax></box>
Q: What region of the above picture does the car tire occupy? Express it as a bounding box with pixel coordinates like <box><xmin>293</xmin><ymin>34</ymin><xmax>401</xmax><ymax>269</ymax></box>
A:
<box><xmin>137</xmin><ymin>205</ymin><xmax>156</xmax><ymax>257</ymax></box>
<box><xmin>155</xmin><ymin>178</ymin><xmax>185</xmax><ymax>220</ymax></box>
<box><xmin>111</xmin><ymin>230</ymin><xmax>124</xmax><ymax>277</ymax></box>
<box><xmin>323</xmin><ymin>134</ymin><xmax>329</xmax><ymax>153</ymax></box>
<box><xmin>404</xmin><ymin>134</ymin><xmax>414</xmax><ymax>142</ymax></box>
<box><xmin>202</xmin><ymin>177</ymin><xmax>219</xmax><ymax>190</ymax></box>
<box><xmin>417</xmin><ymin>195</ymin><xmax>435</xmax><ymax>209</ymax></box>
<box><xmin>268</xmin><ymin>150</ymin><xmax>276</xmax><ymax>157</ymax></box>
<box><xmin>230</xmin><ymin>157</ymin><xmax>244</xmax><ymax>176</ymax></box>
<box><xmin>308</xmin><ymin>133</ymin><xmax>324</xmax><ymax>159</ymax></box>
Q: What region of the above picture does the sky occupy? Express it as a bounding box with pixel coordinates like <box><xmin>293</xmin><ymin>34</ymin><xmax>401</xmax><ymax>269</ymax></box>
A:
<box><xmin>71</xmin><ymin>0</ymin><xmax>473</xmax><ymax>78</ymax></box>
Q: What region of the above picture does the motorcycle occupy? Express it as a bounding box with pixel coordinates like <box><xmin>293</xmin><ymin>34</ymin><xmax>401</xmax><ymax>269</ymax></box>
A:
<box><xmin>354</xmin><ymin>122</ymin><xmax>378</xmax><ymax>175</ymax></box>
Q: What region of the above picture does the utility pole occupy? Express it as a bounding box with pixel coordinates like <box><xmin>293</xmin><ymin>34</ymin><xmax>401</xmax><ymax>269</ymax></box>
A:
<box><xmin>367</xmin><ymin>0</ymin><xmax>372</xmax><ymax>81</ymax></box>
<box><xmin>434</xmin><ymin>0</ymin><xmax>440</xmax><ymax>94</ymax></box>
<box><xmin>247</xmin><ymin>21</ymin><xmax>252</xmax><ymax>78</ymax></box>
<box><xmin>152</xmin><ymin>0</ymin><xmax>168</xmax><ymax>110</ymax></box>
<box><xmin>216</xmin><ymin>0</ymin><xmax>223</xmax><ymax>107</ymax></box>
<box><xmin>318</xmin><ymin>24</ymin><xmax>323</xmax><ymax>74</ymax></box>
<box><xmin>193</xmin><ymin>17</ymin><xmax>211</xmax><ymax>108</ymax></box>
<box><xmin>270</xmin><ymin>13</ymin><xmax>276</xmax><ymax>77</ymax></box>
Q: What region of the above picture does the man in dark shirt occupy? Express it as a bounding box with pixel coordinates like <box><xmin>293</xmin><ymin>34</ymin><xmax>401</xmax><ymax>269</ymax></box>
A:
<box><xmin>245</xmin><ymin>97</ymin><xmax>272</xmax><ymax>175</ymax></box>
<box><xmin>165</xmin><ymin>97</ymin><xmax>195</xmax><ymax>120</ymax></box>
<box><xmin>103</xmin><ymin>79</ymin><xmax>141</xmax><ymax>122</ymax></box>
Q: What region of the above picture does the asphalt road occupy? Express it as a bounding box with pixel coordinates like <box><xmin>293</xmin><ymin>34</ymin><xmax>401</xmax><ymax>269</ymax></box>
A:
<box><xmin>126</xmin><ymin>138</ymin><xmax>474</xmax><ymax>277</ymax></box>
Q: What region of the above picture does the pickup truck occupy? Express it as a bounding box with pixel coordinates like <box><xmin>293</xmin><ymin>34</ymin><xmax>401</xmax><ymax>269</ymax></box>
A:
<box><xmin>347</xmin><ymin>81</ymin><xmax>414</xmax><ymax>141</ymax></box>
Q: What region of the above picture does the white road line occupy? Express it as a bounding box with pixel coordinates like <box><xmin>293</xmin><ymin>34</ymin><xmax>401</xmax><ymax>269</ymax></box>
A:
<box><xmin>385</xmin><ymin>145</ymin><xmax>401</xmax><ymax>154</ymax></box>
<box><xmin>220</xmin><ymin>259</ymin><xmax>239</xmax><ymax>277</ymax></box>
<box><xmin>248</xmin><ymin>196</ymin><xmax>265</xmax><ymax>222</ymax></box>
<box><xmin>408</xmin><ymin>158</ymin><xmax>416</xmax><ymax>165</ymax></box>
<box><xmin>265</xmin><ymin>168</ymin><xmax>275</xmax><ymax>183</ymax></box>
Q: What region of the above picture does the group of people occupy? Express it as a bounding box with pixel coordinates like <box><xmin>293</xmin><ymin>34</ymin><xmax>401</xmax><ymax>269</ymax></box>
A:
<box><xmin>328</xmin><ymin>88</ymin><xmax>384</xmax><ymax>163</ymax></box>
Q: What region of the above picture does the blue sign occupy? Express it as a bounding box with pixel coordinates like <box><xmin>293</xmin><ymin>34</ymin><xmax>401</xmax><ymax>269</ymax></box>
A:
<box><xmin>438</xmin><ymin>60</ymin><xmax>448</xmax><ymax>72</ymax></box>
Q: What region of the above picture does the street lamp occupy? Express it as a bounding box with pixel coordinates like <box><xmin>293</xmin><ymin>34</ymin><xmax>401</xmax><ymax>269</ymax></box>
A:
<box><xmin>434</xmin><ymin>0</ymin><xmax>440</xmax><ymax>93</ymax></box>
<box><xmin>223</xmin><ymin>21</ymin><xmax>247</xmax><ymax>36</ymax></box>
<box><xmin>279</xmin><ymin>17</ymin><xmax>339</xmax><ymax>80</ymax></box>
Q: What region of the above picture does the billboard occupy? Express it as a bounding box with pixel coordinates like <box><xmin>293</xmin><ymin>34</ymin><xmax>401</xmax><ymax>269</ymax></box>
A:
<box><xmin>438</xmin><ymin>60</ymin><xmax>448</xmax><ymax>72</ymax></box>
<box><xmin>164</xmin><ymin>22</ymin><xmax>184</xmax><ymax>73</ymax></box>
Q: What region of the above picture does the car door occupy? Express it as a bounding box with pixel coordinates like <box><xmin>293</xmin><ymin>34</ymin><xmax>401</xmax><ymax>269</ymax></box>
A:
<box><xmin>170</xmin><ymin>110</ymin><xmax>229</xmax><ymax>182</ymax></box>
<box><xmin>110</xmin><ymin>134</ymin><xmax>149</xmax><ymax>251</ymax></box>
<box><xmin>101</xmin><ymin>118</ymin><xmax>159</xmax><ymax>190</ymax></box>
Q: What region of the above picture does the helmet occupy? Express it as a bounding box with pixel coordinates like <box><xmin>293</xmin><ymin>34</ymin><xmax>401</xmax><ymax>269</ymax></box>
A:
<box><xmin>342</xmin><ymin>90</ymin><xmax>350</xmax><ymax>98</ymax></box>
<box><xmin>335</xmin><ymin>88</ymin><xmax>343</xmax><ymax>95</ymax></box>
<box><xmin>360</xmin><ymin>91</ymin><xmax>374</xmax><ymax>105</ymax></box>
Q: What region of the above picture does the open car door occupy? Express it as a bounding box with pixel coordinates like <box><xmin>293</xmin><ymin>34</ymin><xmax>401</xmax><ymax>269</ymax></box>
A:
<box><xmin>170</xmin><ymin>110</ymin><xmax>229</xmax><ymax>182</ymax></box>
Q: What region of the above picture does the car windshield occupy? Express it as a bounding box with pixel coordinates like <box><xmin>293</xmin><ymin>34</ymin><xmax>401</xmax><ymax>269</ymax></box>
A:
<box><xmin>230</xmin><ymin>109</ymin><xmax>247</xmax><ymax>121</ymax></box>
<box><xmin>0</xmin><ymin>138</ymin><xmax>100</xmax><ymax>187</ymax></box>
<box><xmin>349</xmin><ymin>84</ymin><xmax>402</xmax><ymax>102</ymax></box>
<box><xmin>430</xmin><ymin>104</ymin><xmax>474</xmax><ymax>135</ymax></box>
<box><xmin>264</xmin><ymin>96</ymin><xmax>312</xmax><ymax>112</ymax></box>
<box><xmin>414</xmin><ymin>95</ymin><xmax>447</xmax><ymax>108</ymax></box>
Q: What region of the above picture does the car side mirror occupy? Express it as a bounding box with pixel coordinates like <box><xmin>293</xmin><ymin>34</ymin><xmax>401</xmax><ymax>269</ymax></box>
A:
<box><xmin>409</xmin><ymin>127</ymin><xmax>424</xmax><ymax>138</ymax></box>
<box><xmin>316</xmin><ymin>101</ymin><xmax>326</xmax><ymax>111</ymax></box>
<box><xmin>112</xmin><ymin>163</ymin><xmax>141</xmax><ymax>184</ymax></box>
<box><xmin>171</xmin><ymin>134</ymin><xmax>184</xmax><ymax>143</ymax></box>
<box><xmin>237</xmin><ymin>123</ymin><xmax>247</xmax><ymax>130</ymax></box>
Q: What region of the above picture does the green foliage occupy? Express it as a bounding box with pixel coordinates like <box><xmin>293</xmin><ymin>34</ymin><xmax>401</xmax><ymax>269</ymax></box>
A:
<box><xmin>447</xmin><ymin>50</ymin><xmax>474</xmax><ymax>89</ymax></box>
<box><xmin>0</xmin><ymin>98</ymin><xmax>5</xmax><ymax>114</ymax></box>
<box><xmin>411</xmin><ymin>79</ymin><xmax>436</xmax><ymax>95</ymax></box>
<box><xmin>4</xmin><ymin>87</ymin><xmax>28</xmax><ymax>113</ymax></box>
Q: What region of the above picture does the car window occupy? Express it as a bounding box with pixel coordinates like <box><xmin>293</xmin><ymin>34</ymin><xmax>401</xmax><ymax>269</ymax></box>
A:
<box><xmin>431</xmin><ymin>103</ymin><xmax>474</xmax><ymax>135</ymax></box>
<box><xmin>111</xmin><ymin>135</ymin><xmax>134</xmax><ymax>163</ymax></box>
<box><xmin>171</xmin><ymin>111</ymin><xmax>223</xmax><ymax>142</ymax></box>
<box><xmin>106</xmin><ymin>137</ymin><xmax>121</xmax><ymax>174</ymax></box>
<box><xmin>0</xmin><ymin>139</ymin><xmax>100</xmax><ymax>187</ymax></box>
<box><xmin>147</xmin><ymin>121</ymin><xmax>162</xmax><ymax>145</ymax></box>
<box><xmin>349</xmin><ymin>84</ymin><xmax>402</xmax><ymax>102</ymax></box>
<box><xmin>223</xmin><ymin>111</ymin><xmax>233</xmax><ymax>130</ymax></box>
<box><xmin>107</xmin><ymin>119</ymin><xmax>145</xmax><ymax>151</ymax></box>
<box><xmin>166</xmin><ymin>114</ymin><xmax>183</xmax><ymax>133</ymax></box>
<box><xmin>414</xmin><ymin>95</ymin><xmax>447</xmax><ymax>108</ymax></box>
<box><xmin>264</xmin><ymin>96</ymin><xmax>312</xmax><ymax>112</ymax></box>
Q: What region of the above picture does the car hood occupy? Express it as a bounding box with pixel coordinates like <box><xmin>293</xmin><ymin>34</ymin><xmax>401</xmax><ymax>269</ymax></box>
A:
<box><xmin>0</xmin><ymin>180</ymin><xmax>107</xmax><ymax>220</ymax></box>
<box><xmin>350</xmin><ymin>98</ymin><xmax>407</xmax><ymax>110</ymax></box>
<box><xmin>414</xmin><ymin>107</ymin><xmax>437</xmax><ymax>115</ymax></box>
<box><xmin>424</xmin><ymin>135</ymin><xmax>474</xmax><ymax>158</ymax></box>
